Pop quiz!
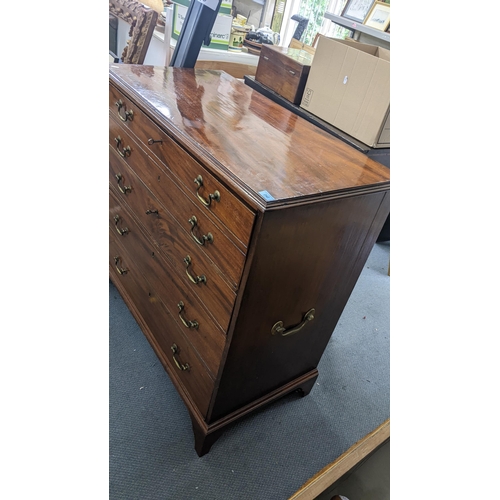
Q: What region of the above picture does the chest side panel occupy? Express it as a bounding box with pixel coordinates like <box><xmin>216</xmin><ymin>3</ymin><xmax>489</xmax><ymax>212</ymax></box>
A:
<box><xmin>209</xmin><ymin>191</ymin><xmax>389</xmax><ymax>421</ymax></box>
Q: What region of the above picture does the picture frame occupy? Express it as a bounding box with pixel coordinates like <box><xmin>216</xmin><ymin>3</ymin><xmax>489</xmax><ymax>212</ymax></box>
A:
<box><xmin>341</xmin><ymin>0</ymin><xmax>376</xmax><ymax>24</ymax></box>
<box><xmin>109</xmin><ymin>0</ymin><xmax>158</xmax><ymax>64</ymax></box>
<box><xmin>363</xmin><ymin>1</ymin><xmax>390</xmax><ymax>32</ymax></box>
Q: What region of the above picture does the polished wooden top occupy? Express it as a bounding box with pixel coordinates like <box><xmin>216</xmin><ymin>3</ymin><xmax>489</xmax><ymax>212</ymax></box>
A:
<box><xmin>109</xmin><ymin>65</ymin><xmax>389</xmax><ymax>209</ymax></box>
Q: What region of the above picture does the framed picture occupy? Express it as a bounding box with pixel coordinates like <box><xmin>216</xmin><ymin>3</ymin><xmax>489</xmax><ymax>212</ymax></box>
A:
<box><xmin>363</xmin><ymin>1</ymin><xmax>390</xmax><ymax>31</ymax></box>
<box><xmin>109</xmin><ymin>0</ymin><xmax>158</xmax><ymax>64</ymax></box>
<box><xmin>341</xmin><ymin>0</ymin><xmax>376</xmax><ymax>24</ymax></box>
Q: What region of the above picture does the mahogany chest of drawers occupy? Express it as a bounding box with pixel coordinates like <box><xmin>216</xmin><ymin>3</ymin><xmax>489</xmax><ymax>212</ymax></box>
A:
<box><xmin>109</xmin><ymin>64</ymin><xmax>390</xmax><ymax>456</ymax></box>
<box><xmin>255</xmin><ymin>45</ymin><xmax>314</xmax><ymax>104</ymax></box>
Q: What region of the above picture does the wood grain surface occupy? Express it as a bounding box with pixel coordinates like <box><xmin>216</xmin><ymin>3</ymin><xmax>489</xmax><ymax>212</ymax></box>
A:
<box><xmin>255</xmin><ymin>45</ymin><xmax>313</xmax><ymax>104</ymax></box>
<box><xmin>209</xmin><ymin>191</ymin><xmax>389</xmax><ymax>421</ymax></box>
<box><xmin>109</xmin><ymin>65</ymin><xmax>389</xmax><ymax>209</ymax></box>
<box><xmin>108</xmin><ymin>120</ymin><xmax>247</xmax><ymax>288</ymax></box>
<box><xmin>109</xmin><ymin>67</ymin><xmax>390</xmax><ymax>455</ymax></box>
<box><xmin>109</xmin><ymin>191</ymin><xmax>227</xmax><ymax>377</ymax></box>
<box><xmin>109</xmin><ymin>82</ymin><xmax>256</xmax><ymax>247</ymax></box>
<box><xmin>109</xmin><ymin>231</ymin><xmax>214</xmax><ymax>417</ymax></box>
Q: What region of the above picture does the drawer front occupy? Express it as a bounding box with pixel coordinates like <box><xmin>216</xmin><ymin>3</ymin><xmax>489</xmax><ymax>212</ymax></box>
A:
<box><xmin>109</xmin><ymin>83</ymin><xmax>255</xmax><ymax>247</ymax></box>
<box><xmin>110</xmin><ymin>188</ymin><xmax>236</xmax><ymax>332</ymax></box>
<box><xmin>112</xmin><ymin>152</ymin><xmax>236</xmax><ymax>331</ymax></box>
<box><xmin>109</xmin><ymin>230</ymin><xmax>214</xmax><ymax>417</ymax></box>
<box><xmin>109</xmin><ymin>192</ymin><xmax>226</xmax><ymax>377</ymax></box>
<box><xmin>109</xmin><ymin>119</ymin><xmax>246</xmax><ymax>289</ymax></box>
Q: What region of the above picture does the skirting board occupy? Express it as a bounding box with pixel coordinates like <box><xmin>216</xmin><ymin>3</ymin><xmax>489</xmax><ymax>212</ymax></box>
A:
<box><xmin>288</xmin><ymin>418</ymin><xmax>390</xmax><ymax>500</ymax></box>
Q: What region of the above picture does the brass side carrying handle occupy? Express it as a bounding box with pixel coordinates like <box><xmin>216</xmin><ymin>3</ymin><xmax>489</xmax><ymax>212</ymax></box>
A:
<box><xmin>115</xmin><ymin>173</ymin><xmax>131</xmax><ymax>195</ymax></box>
<box><xmin>271</xmin><ymin>308</ymin><xmax>315</xmax><ymax>337</ymax></box>
<box><xmin>194</xmin><ymin>175</ymin><xmax>220</xmax><ymax>208</ymax></box>
<box><xmin>183</xmin><ymin>255</ymin><xmax>207</xmax><ymax>285</ymax></box>
<box><xmin>114</xmin><ymin>256</ymin><xmax>129</xmax><ymax>275</ymax></box>
<box><xmin>177</xmin><ymin>301</ymin><xmax>199</xmax><ymax>329</ymax></box>
<box><xmin>115</xmin><ymin>136</ymin><xmax>131</xmax><ymax>158</ymax></box>
<box><xmin>114</xmin><ymin>215</ymin><xmax>129</xmax><ymax>236</ymax></box>
<box><xmin>115</xmin><ymin>99</ymin><xmax>134</xmax><ymax>122</ymax></box>
<box><xmin>171</xmin><ymin>344</ymin><xmax>190</xmax><ymax>371</ymax></box>
<box><xmin>188</xmin><ymin>216</ymin><xmax>213</xmax><ymax>246</ymax></box>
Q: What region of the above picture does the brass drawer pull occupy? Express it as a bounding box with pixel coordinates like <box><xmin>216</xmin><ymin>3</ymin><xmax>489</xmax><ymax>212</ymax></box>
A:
<box><xmin>188</xmin><ymin>216</ymin><xmax>213</xmax><ymax>246</ymax></box>
<box><xmin>115</xmin><ymin>136</ymin><xmax>131</xmax><ymax>158</ymax></box>
<box><xmin>177</xmin><ymin>301</ymin><xmax>199</xmax><ymax>329</ymax></box>
<box><xmin>271</xmin><ymin>308</ymin><xmax>315</xmax><ymax>337</ymax></box>
<box><xmin>114</xmin><ymin>256</ymin><xmax>129</xmax><ymax>275</ymax></box>
<box><xmin>171</xmin><ymin>344</ymin><xmax>190</xmax><ymax>371</ymax></box>
<box><xmin>114</xmin><ymin>215</ymin><xmax>129</xmax><ymax>236</ymax></box>
<box><xmin>115</xmin><ymin>173</ymin><xmax>132</xmax><ymax>194</ymax></box>
<box><xmin>115</xmin><ymin>99</ymin><xmax>134</xmax><ymax>122</ymax></box>
<box><xmin>183</xmin><ymin>255</ymin><xmax>207</xmax><ymax>285</ymax></box>
<box><xmin>194</xmin><ymin>175</ymin><xmax>220</xmax><ymax>207</ymax></box>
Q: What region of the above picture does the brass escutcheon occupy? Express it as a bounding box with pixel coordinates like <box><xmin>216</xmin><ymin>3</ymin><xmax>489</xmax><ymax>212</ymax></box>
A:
<box><xmin>147</xmin><ymin>138</ymin><xmax>163</xmax><ymax>145</ymax></box>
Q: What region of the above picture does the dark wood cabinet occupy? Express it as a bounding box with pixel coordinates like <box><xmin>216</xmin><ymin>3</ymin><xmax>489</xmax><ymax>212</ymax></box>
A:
<box><xmin>255</xmin><ymin>45</ymin><xmax>313</xmax><ymax>104</ymax></box>
<box><xmin>109</xmin><ymin>64</ymin><xmax>390</xmax><ymax>456</ymax></box>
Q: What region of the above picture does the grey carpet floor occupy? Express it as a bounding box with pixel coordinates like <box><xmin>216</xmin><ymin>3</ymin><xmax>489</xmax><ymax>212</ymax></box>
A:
<box><xmin>109</xmin><ymin>241</ymin><xmax>390</xmax><ymax>500</ymax></box>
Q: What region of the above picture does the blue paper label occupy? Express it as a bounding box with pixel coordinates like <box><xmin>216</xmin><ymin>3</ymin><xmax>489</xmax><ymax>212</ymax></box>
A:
<box><xmin>259</xmin><ymin>190</ymin><xmax>275</xmax><ymax>201</ymax></box>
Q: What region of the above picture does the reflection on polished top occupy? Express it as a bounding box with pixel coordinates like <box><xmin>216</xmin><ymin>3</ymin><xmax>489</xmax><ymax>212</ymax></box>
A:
<box><xmin>109</xmin><ymin>65</ymin><xmax>390</xmax><ymax>208</ymax></box>
<box><xmin>262</xmin><ymin>46</ymin><xmax>314</xmax><ymax>66</ymax></box>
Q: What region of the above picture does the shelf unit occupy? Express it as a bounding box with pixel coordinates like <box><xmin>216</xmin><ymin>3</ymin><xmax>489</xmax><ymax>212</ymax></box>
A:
<box><xmin>324</xmin><ymin>12</ymin><xmax>390</xmax><ymax>49</ymax></box>
<box><xmin>140</xmin><ymin>12</ymin><xmax>260</xmax><ymax>69</ymax></box>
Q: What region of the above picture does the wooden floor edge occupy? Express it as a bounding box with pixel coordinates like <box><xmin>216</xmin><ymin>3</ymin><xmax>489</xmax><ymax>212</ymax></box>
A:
<box><xmin>288</xmin><ymin>418</ymin><xmax>390</xmax><ymax>500</ymax></box>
